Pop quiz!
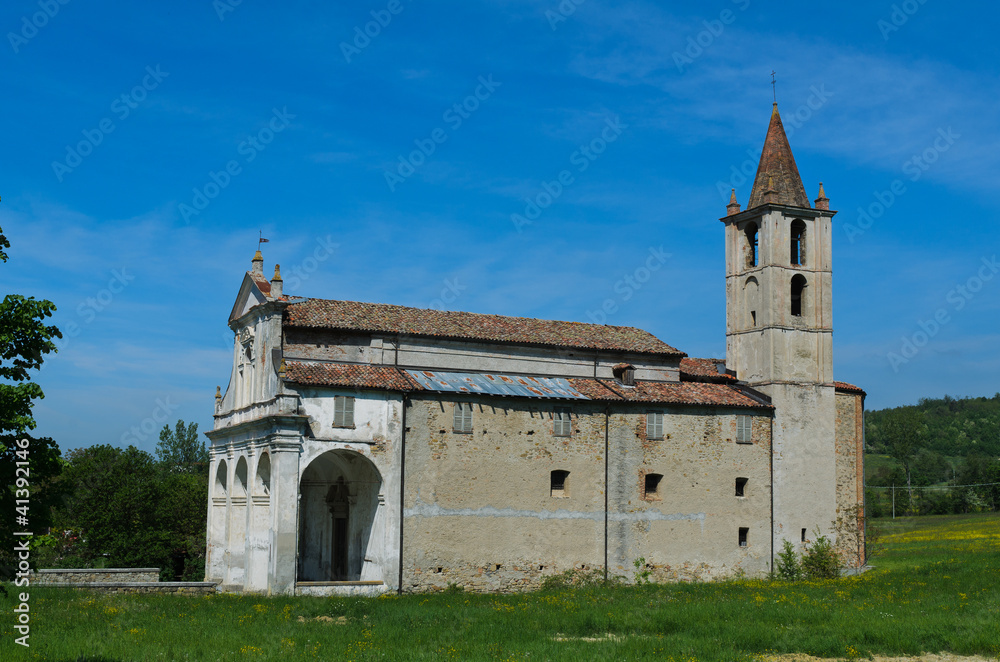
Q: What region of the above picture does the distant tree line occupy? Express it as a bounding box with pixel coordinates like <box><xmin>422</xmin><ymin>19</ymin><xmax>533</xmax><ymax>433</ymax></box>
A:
<box><xmin>865</xmin><ymin>394</ymin><xmax>1000</xmax><ymax>517</ymax></box>
<box><xmin>31</xmin><ymin>421</ymin><xmax>209</xmax><ymax>581</ymax></box>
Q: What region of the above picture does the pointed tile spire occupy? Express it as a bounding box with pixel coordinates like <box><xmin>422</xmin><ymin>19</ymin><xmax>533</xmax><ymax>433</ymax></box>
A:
<box><xmin>747</xmin><ymin>103</ymin><xmax>810</xmax><ymax>209</ymax></box>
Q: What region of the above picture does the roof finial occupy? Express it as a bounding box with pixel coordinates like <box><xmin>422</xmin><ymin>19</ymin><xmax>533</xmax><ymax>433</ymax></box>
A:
<box><xmin>771</xmin><ymin>70</ymin><xmax>777</xmax><ymax>105</ymax></box>
<box><xmin>815</xmin><ymin>182</ymin><xmax>830</xmax><ymax>211</ymax></box>
<box><xmin>727</xmin><ymin>188</ymin><xmax>741</xmax><ymax>216</ymax></box>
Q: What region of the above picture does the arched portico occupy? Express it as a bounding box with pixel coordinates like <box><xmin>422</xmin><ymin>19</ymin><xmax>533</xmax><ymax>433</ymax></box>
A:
<box><xmin>298</xmin><ymin>449</ymin><xmax>385</xmax><ymax>584</ymax></box>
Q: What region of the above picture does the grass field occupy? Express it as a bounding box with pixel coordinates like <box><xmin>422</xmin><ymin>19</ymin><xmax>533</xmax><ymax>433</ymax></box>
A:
<box><xmin>2</xmin><ymin>513</ymin><xmax>998</xmax><ymax>661</ymax></box>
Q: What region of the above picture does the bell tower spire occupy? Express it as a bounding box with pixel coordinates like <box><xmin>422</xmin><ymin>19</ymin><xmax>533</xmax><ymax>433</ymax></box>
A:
<box><xmin>721</xmin><ymin>103</ymin><xmax>839</xmax><ymax>559</ymax></box>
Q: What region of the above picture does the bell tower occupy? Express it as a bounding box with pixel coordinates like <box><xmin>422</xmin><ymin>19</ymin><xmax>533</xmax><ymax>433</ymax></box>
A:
<box><xmin>722</xmin><ymin>103</ymin><xmax>838</xmax><ymax>551</ymax></box>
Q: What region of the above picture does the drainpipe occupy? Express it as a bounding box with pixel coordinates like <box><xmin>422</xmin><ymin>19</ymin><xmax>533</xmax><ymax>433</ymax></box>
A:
<box><xmin>397</xmin><ymin>393</ymin><xmax>409</xmax><ymax>594</ymax></box>
<box><xmin>604</xmin><ymin>406</ymin><xmax>610</xmax><ymax>582</ymax></box>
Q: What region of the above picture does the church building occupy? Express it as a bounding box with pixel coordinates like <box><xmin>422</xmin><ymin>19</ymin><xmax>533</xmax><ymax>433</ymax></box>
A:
<box><xmin>205</xmin><ymin>104</ymin><xmax>866</xmax><ymax>595</ymax></box>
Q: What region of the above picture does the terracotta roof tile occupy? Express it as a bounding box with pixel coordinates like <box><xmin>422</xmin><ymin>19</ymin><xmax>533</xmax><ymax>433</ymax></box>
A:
<box><xmin>283</xmin><ymin>360</ymin><xmax>767</xmax><ymax>409</ymax></box>
<box><xmin>680</xmin><ymin>357</ymin><xmax>736</xmax><ymax>383</ymax></box>
<box><xmin>284</xmin><ymin>299</ymin><xmax>684</xmax><ymax>356</ymax></box>
<box><xmin>834</xmin><ymin>381</ymin><xmax>866</xmax><ymax>396</ymax></box>
<box><xmin>747</xmin><ymin>104</ymin><xmax>810</xmax><ymax>209</ymax></box>
<box><xmin>284</xmin><ymin>361</ymin><xmax>418</xmax><ymax>391</ymax></box>
<box><xmin>569</xmin><ymin>379</ymin><xmax>771</xmax><ymax>409</ymax></box>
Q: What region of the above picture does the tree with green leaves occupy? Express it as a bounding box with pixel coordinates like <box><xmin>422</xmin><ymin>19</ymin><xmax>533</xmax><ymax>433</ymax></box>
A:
<box><xmin>0</xmin><ymin>225</ymin><xmax>64</xmax><ymax>581</ymax></box>
<box><xmin>155</xmin><ymin>419</ymin><xmax>208</xmax><ymax>473</ymax></box>
<box><xmin>878</xmin><ymin>407</ymin><xmax>925</xmax><ymax>512</ymax></box>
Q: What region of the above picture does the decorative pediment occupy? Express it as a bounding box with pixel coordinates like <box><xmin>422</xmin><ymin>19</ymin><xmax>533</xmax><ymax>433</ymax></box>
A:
<box><xmin>229</xmin><ymin>272</ymin><xmax>272</xmax><ymax>322</ymax></box>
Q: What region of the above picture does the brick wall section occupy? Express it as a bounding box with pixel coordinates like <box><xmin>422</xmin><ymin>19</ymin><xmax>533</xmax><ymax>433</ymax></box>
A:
<box><xmin>402</xmin><ymin>396</ymin><xmax>773</xmax><ymax>592</ymax></box>
<box><xmin>42</xmin><ymin>583</ymin><xmax>217</xmax><ymax>595</ymax></box>
<box><xmin>834</xmin><ymin>392</ymin><xmax>865</xmax><ymax>567</ymax></box>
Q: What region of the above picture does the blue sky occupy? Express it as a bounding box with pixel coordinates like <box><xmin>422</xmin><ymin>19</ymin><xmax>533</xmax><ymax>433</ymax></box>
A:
<box><xmin>3</xmin><ymin>0</ymin><xmax>998</xmax><ymax>454</ymax></box>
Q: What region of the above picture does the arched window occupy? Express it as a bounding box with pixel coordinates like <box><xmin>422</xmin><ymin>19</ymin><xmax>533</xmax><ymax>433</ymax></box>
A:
<box><xmin>790</xmin><ymin>219</ymin><xmax>806</xmax><ymax>266</ymax></box>
<box><xmin>744</xmin><ymin>222</ymin><xmax>759</xmax><ymax>268</ymax></box>
<box><xmin>550</xmin><ymin>470</ymin><xmax>569</xmax><ymax>497</ymax></box>
<box><xmin>744</xmin><ymin>277</ymin><xmax>759</xmax><ymax>328</ymax></box>
<box><xmin>791</xmin><ymin>275</ymin><xmax>807</xmax><ymax>317</ymax></box>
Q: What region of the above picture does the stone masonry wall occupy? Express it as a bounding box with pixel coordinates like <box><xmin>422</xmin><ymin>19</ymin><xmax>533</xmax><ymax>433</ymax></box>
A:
<box><xmin>834</xmin><ymin>391</ymin><xmax>865</xmax><ymax>567</ymax></box>
<box><xmin>402</xmin><ymin>396</ymin><xmax>773</xmax><ymax>592</ymax></box>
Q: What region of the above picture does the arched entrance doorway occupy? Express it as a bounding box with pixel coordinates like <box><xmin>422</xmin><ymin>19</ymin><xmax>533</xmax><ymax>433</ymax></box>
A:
<box><xmin>298</xmin><ymin>450</ymin><xmax>383</xmax><ymax>582</ymax></box>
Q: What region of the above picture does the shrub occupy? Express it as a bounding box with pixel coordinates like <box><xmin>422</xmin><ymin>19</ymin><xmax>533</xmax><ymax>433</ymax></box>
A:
<box><xmin>774</xmin><ymin>539</ymin><xmax>801</xmax><ymax>580</ymax></box>
<box><xmin>800</xmin><ymin>533</ymin><xmax>841</xmax><ymax>579</ymax></box>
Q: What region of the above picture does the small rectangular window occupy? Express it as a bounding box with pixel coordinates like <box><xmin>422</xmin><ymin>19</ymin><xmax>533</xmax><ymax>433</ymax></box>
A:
<box><xmin>644</xmin><ymin>473</ymin><xmax>663</xmax><ymax>500</ymax></box>
<box><xmin>646</xmin><ymin>412</ymin><xmax>663</xmax><ymax>439</ymax></box>
<box><xmin>553</xmin><ymin>407</ymin><xmax>572</xmax><ymax>437</ymax></box>
<box><xmin>551</xmin><ymin>470</ymin><xmax>569</xmax><ymax>497</ymax></box>
<box><xmin>738</xmin><ymin>527</ymin><xmax>749</xmax><ymax>547</ymax></box>
<box><xmin>454</xmin><ymin>402</ymin><xmax>473</xmax><ymax>433</ymax></box>
<box><xmin>801</xmin><ymin>528</ymin><xmax>807</xmax><ymax>542</ymax></box>
<box><xmin>333</xmin><ymin>396</ymin><xmax>355</xmax><ymax>428</ymax></box>
<box><xmin>735</xmin><ymin>477</ymin><xmax>748</xmax><ymax>497</ymax></box>
<box><xmin>736</xmin><ymin>415</ymin><xmax>752</xmax><ymax>443</ymax></box>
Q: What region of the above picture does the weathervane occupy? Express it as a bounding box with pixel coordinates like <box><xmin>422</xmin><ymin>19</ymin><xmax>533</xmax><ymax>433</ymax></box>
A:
<box><xmin>771</xmin><ymin>70</ymin><xmax>777</xmax><ymax>104</ymax></box>
<box><xmin>258</xmin><ymin>230</ymin><xmax>269</xmax><ymax>251</ymax></box>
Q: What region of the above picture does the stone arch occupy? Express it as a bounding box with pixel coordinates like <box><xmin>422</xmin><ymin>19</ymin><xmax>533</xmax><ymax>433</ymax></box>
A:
<box><xmin>298</xmin><ymin>450</ymin><xmax>384</xmax><ymax>583</ymax></box>
<box><xmin>214</xmin><ymin>459</ymin><xmax>228</xmax><ymax>497</ymax></box>
<box><xmin>744</xmin><ymin>276</ymin><xmax>760</xmax><ymax>328</ymax></box>
<box><xmin>791</xmin><ymin>274</ymin><xmax>807</xmax><ymax>317</ymax></box>
<box><xmin>790</xmin><ymin>219</ymin><xmax>806</xmax><ymax>266</ymax></box>
<box><xmin>234</xmin><ymin>456</ymin><xmax>249</xmax><ymax>496</ymax></box>
<box><xmin>254</xmin><ymin>453</ymin><xmax>271</xmax><ymax>496</ymax></box>
<box><xmin>743</xmin><ymin>221</ymin><xmax>759</xmax><ymax>267</ymax></box>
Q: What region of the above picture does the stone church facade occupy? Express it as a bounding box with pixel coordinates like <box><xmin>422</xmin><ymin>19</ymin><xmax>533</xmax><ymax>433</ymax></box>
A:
<box><xmin>205</xmin><ymin>105</ymin><xmax>866</xmax><ymax>595</ymax></box>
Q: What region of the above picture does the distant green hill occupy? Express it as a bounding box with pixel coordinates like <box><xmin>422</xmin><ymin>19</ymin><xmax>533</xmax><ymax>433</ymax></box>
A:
<box><xmin>865</xmin><ymin>393</ymin><xmax>1000</xmax><ymax>458</ymax></box>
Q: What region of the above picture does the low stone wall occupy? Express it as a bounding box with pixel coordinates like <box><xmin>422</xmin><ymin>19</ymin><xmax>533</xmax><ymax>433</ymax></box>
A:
<box><xmin>29</xmin><ymin>568</ymin><xmax>217</xmax><ymax>595</ymax></box>
<box><xmin>48</xmin><ymin>582</ymin><xmax>218</xmax><ymax>595</ymax></box>
<box><xmin>32</xmin><ymin>568</ymin><xmax>161</xmax><ymax>584</ymax></box>
<box><xmin>295</xmin><ymin>581</ymin><xmax>387</xmax><ymax>597</ymax></box>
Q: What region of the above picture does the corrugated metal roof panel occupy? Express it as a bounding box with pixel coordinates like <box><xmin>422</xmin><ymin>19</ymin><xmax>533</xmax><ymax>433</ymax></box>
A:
<box><xmin>405</xmin><ymin>370</ymin><xmax>590</xmax><ymax>400</ymax></box>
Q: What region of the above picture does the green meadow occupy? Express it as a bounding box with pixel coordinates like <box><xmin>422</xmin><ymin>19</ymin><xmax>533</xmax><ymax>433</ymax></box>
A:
<box><xmin>2</xmin><ymin>513</ymin><xmax>998</xmax><ymax>661</ymax></box>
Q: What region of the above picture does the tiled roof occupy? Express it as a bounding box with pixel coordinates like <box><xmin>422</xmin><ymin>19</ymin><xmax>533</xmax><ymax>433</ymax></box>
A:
<box><xmin>283</xmin><ymin>361</ymin><xmax>418</xmax><ymax>391</ymax></box>
<box><xmin>282</xmin><ymin>360</ymin><xmax>768</xmax><ymax>409</ymax></box>
<box><xmin>575</xmin><ymin>379</ymin><xmax>771</xmax><ymax>409</ymax></box>
<box><xmin>747</xmin><ymin>104</ymin><xmax>811</xmax><ymax>209</ymax></box>
<box><xmin>284</xmin><ymin>299</ymin><xmax>684</xmax><ymax>356</ymax></box>
<box><xmin>834</xmin><ymin>381</ymin><xmax>866</xmax><ymax>396</ymax></box>
<box><xmin>680</xmin><ymin>357</ymin><xmax>735</xmax><ymax>383</ymax></box>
